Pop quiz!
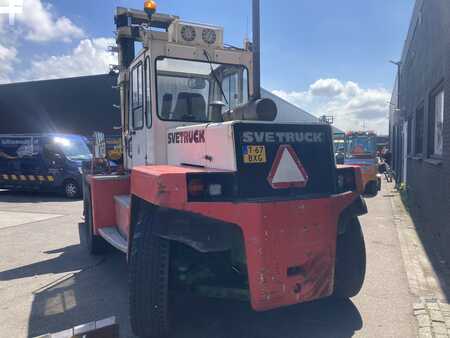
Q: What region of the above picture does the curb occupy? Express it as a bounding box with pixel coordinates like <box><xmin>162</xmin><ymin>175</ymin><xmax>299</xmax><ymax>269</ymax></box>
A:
<box><xmin>388</xmin><ymin>184</ymin><xmax>450</xmax><ymax>337</ymax></box>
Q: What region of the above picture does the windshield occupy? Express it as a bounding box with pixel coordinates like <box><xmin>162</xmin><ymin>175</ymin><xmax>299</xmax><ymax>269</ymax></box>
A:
<box><xmin>334</xmin><ymin>140</ymin><xmax>345</xmax><ymax>153</ymax></box>
<box><xmin>53</xmin><ymin>136</ymin><xmax>92</xmax><ymax>161</ymax></box>
<box><xmin>345</xmin><ymin>136</ymin><xmax>377</xmax><ymax>157</ymax></box>
<box><xmin>156</xmin><ymin>58</ymin><xmax>249</xmax><ymax>122</ymax></box>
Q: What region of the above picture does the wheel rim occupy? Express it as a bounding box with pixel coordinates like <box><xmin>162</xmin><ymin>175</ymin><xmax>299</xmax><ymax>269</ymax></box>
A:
<box><xmin>65</xmin><ymin>183</ymin><xmax>77</xmax><ymax>198</ymax></box>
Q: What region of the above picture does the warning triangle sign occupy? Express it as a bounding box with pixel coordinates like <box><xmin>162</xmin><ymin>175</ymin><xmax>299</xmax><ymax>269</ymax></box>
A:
<box><xmin>267</xmin><ymin>145</ymin><xmax>309</xmax><ymax>189</ymax></box>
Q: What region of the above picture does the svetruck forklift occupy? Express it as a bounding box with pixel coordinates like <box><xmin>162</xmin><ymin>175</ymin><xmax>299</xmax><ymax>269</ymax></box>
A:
<box><xmin>82</xmin><ymin>1</ymin><xmax>368</xmax><ymax>337</ymax></box>
<box><xmin>344</xmin><ymin>131</ymin><xmax>381</xmax><ymax>196</ymax></box>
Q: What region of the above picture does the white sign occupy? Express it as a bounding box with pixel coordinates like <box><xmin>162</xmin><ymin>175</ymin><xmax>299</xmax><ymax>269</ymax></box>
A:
<box><xmin>93</xmin><ymin>132</ymin><xmax>106</xmax><ymax>159</ymax></box>
<box><xmin>267</xmin><ymin>145</ymin><xmax>309</xmax><ymax>189</ymax></box>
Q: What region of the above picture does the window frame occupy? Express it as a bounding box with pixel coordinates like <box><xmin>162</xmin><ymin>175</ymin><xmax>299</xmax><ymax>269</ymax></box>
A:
<box><xmin>414</xmin><ymin>104</ymin><xmax>425</xmax><ymax>156</ymax></box>
<box><xmin>144</xmin><ymin>56</ymin><xmax>152</xmax><ymax>129</ymax></box>
<box><xmin>154</xmin><ymin>56</ymin><xmax>250</xmax><ymax>123</ymax></box>
<box><xmin>428</xmin><ymin>83</ymin><xmax>444</xmax><ymax>158</ymax></box>
<box><xmin>407</xmin><ymin>116</ymin><xmax>413</xmax><ymax>155</ymax></box>
<box><xmin>131</xmin><ymin>61</ymin><xmax>144</xmax><ymax>130</ymax></box>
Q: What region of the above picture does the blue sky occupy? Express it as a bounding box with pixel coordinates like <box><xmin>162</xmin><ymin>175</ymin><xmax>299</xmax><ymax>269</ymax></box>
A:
<box><xmin>0</xmin><ymin>0</ymin><xmax>415</xmax><ymax>133</ymax></box>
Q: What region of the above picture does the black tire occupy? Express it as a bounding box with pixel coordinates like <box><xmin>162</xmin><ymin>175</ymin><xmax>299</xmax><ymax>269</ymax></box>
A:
<box><xmin>63</xmin><ymin>179</ymin><xmax>80</xmax><ymax>199</ymax></box>
<box><xmin>334</xmin><ymin>217</ymin><xmax>366</xmax><ymax>298</ymax></box>
<box><xmin>365</xmin><ymin>181</ymin><xmax>378</xmax><ymax>196</ymax></box>
<box><xmin>84</xmin><ymin>186</ymin><xmax>109</xmax><ymax>255</ymax></box>
<box><xmin>129</xmin><ymin>209</ymin><xmax>170</xmax><ymax>338</ymax></box>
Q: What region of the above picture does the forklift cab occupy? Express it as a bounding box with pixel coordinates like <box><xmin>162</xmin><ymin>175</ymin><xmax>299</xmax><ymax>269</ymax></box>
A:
<box><xmin>120</xmin><ymin>15</ymin><xmax>254</xmax><ymax>169</ymax></box>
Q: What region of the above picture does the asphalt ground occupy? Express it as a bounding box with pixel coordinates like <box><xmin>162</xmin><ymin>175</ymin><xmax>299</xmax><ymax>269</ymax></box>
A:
<box><xmin>0</xmin><ymin>183</ymin><xmax>418</xmax><ymax>338</ymax></box>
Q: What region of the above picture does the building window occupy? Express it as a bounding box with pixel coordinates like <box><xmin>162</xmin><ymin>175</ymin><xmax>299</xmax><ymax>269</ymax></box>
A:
<box><xmin>429</xmin><ymin>88</ymin><xmax>444</xmax><ymax>157</ymax></box>
<box><xmin>415</xmin><ymin>106</ymin><xmax>424</xmax><ymax>155</ymax></box>
<box><xmin>407</xmin><ymin>117</ymin><xmax>413</xmax><ymax>155</ymax></box>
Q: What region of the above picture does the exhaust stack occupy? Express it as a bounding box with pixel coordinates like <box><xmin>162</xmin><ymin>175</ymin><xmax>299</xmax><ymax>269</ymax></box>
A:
<box><xmin>224</xmin><ymin>0</ymin><xmax>277</xmax><ymax>122</ymax></box>
<box><xmin>252</xmin><ymin>0</ymin><xmax>261</xmax><ymax>100</ymax></box>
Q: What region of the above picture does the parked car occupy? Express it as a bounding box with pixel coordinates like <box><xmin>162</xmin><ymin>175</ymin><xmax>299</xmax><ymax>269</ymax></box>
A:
<box><xmin>0</xmin><ymin>134</ymin><xmax>92</xmax><ymax>198</ymax></box>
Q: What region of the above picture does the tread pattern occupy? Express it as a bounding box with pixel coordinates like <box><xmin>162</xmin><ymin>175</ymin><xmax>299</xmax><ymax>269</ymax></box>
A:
<box><xmin>334</xmin><ymin>217</ymin><xmax>366</xmax><ymax>298</ymax></box>
<box><xmin>129</xmin><ymin>210</ymin><xmax>170</xmax><ymax>338</ymax></box>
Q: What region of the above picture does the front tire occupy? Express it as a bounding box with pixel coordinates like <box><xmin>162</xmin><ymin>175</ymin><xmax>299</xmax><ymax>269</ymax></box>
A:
<box><xmin>334</xmin><ymin>217</ymin><xmax>366</xmax><ymax>298</ymax></box>
<box><xmin>63</xmin><ymin>179</ymin><xmax>80</xmax><ymax>199</ymax></box>
<box><xmin>129</xmin><ymin>209</ymin><xmax>170</xmax><ymax>338</ymax></box>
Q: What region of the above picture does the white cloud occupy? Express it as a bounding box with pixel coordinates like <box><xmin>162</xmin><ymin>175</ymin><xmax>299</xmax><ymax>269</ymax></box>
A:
<box><xmin>19</xmin><ymin>38</ymin><xmax>116</xmax><ymax>81</ymax></box>
<box><xmin>273</xmin><ymin>78</ymin><xmax>390</xmax><ymax>134</ymax></box>
<box><xmin>310</xmin><ymin>79</ymin><xmax>345</xmax><ymax>97</ymax></box>
<box><xmin>0</xmin><ymin>43</ymin><xmax>18</xmax><ymax>83</ymax></box>
<box><xmin>16</xmin><ymin>0</ymin><xmax>84</xmax><ymax>42</ymax></box>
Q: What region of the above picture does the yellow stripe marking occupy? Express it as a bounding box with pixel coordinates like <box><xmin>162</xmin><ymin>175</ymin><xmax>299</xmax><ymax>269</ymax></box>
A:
<box><xmin>47</xmin><ymin>176</ymin><xmax>54</xmax><ymax>182</ymax></box>
<box><xmin>11</xmin><ymin>175</ymin><xmax>18</xmax><ymax>181</ymax></box>
<box><xmin>19</xmin><ymin>175</ymin><xmax>27</xmax><ymax>181</ymax></box>
<box><xmin>28</xmin><ymin>175</ymin><xmax>36</xmax><ymax>181</ymax></box>
<box><xmin>37</xmin><ymin>176</ymin><xmax>45</xmax><ymax>181</ymax></box>
<box><xmin>2</xmin><ymin>174</ymin><xmax>8</xmax><ymax>180</ymax></box>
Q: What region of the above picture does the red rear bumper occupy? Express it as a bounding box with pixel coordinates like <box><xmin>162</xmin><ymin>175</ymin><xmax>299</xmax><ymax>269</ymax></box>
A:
<box><xmin>188</xmin><ymin>193</ymin><xmax>358</xmax><ymax>311</ymax></box>
<box><xmin>131</xmin><ymin>165</ymin><xmax>361</xmax><ymax>311</ymax></box>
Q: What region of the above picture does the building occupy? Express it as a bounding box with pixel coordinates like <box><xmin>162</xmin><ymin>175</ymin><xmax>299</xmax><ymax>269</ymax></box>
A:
<box><xmin>0</xmin><ymin>74</ymin><xmax>120</xmax><ymax>135</ymax></box>
<box><xmin>390</xmin><ymin>0</ymin><xmax>450</xmax><ymax>261</ymax></box>
<box><xmin>0</xmin><ymin>74</ymin><xmax>342</xmax><ymax>135</ymax></box>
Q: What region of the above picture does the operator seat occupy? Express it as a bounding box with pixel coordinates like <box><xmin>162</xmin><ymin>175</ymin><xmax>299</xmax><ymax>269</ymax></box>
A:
<box><xmin>173</xmin><ymin>92</ymin><xmax>206</xmax><ymax>121</ymax></box>
<box><xmin>161</xmin><ymin>94</ymin><xmax>173</xmax><ymax>119</ymax></box>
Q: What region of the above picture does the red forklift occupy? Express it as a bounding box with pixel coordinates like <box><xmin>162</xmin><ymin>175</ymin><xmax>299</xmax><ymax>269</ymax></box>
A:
<box><xmin>83</xmin><ymin>1</ymin><xmax>368</xmax><ymax>337</ymax></box>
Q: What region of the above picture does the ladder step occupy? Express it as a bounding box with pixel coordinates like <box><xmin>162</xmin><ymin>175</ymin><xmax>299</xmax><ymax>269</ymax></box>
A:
<box><xmin>114</xmin><ymin>195</ymin><xmax>131</xmax><ymax>208</ymax></box>
<box><xmin>98</xmin><ymin>227</ymin><xmax>128</xmax><ymax>253</ymax></box>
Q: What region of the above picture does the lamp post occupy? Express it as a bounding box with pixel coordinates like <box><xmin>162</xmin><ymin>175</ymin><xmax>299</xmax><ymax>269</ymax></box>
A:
<box><xmin>389</xmin><ymin>60</ymin><xmax>402</xmax><ymax>111</ymax></box>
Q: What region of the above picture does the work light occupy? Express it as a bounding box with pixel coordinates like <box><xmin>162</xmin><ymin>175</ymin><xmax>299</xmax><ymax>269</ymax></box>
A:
<box><xmin>144</xmin><ymin>0</ymin><xmax>157</xmax><ymax>17</ymax></box>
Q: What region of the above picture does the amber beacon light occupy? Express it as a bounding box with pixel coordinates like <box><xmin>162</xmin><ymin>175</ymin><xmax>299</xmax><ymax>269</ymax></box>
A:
<box><xmin>144</xmin><ymin>0</ymin><xmax>157</xmax><ymax>16</ymax></box>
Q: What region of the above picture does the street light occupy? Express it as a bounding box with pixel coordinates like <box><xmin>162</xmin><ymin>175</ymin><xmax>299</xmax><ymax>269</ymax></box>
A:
<box><xmin>389</xmin><ymin>60</ymin><xmax>402</xmax><ymax>107</ymax></box>
<box><xmin>389</xmin><ymin>60</ymin><xmax>402</xmax><ymax>67</ymax></box>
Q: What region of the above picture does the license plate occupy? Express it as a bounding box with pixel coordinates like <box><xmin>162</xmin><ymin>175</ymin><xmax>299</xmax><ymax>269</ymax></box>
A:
<box><xmin>243</xmin><ymin>145</ymin><xmax>267</xmax><ymax>164</ymax></box>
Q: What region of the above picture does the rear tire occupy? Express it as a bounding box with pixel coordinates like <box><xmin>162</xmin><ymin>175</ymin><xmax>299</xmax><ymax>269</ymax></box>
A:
<box><xmin>84</xmin><ymin>186</ymin><xmax>109</xmax><ymax>255</ymax></box>
<box><xmin>334</xmin><ymin>217</ymin><xmax>366</xmax><ymax>298</ymax></box>
<box><xmin>365</xmin><ymin>181</ymin><xmax>378</xmax><ymax>196</ymax></box>
<box><xmin>129</xmin><ymin>209</ymin><xmax>170</xmax><ymax>338</ymax></box>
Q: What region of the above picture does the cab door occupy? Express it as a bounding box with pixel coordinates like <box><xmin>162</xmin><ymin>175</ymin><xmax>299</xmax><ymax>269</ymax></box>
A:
<box><xmin>128</xmin><ymin>59</ymin><xmax>147</xmax><ymax>167</ymax></box>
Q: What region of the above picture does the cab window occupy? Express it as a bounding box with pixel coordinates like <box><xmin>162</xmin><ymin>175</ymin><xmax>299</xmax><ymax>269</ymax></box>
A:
<box><xmin>156</xmin><ymin>57</ymin><xmax>248</xmax><ymax>122</ymax></box>
<box><xmin>145</xmin><ymin>57</ymin><xmax>152</xmax><ymax>128</ymax></box>
<box><xmin>131</xmin><ymin>62</ymin><xmax>144</xmax><ymax>129</ymax></box>
<box><xmin>221</xmin><ymin>71</ymin><xmax>248</xmax><ymax>109</ymax></box>
<box><xmin>43</xmin><ymin>143</ymin><xmax>63</xmax><ymax>162</ymax></box>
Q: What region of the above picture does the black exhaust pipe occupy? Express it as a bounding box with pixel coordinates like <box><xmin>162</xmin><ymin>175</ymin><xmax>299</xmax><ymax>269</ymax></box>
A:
<box><xmin>252</xmin><ymin>0</ymin><xmax>261</xmax><ymax>100</ymax></box>
<box><xmin>225</xmin><ymin>0</ymin><xmax>277</xmax><ymax>122</ymax></box>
